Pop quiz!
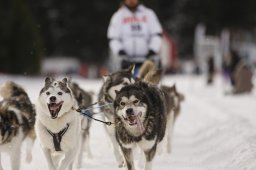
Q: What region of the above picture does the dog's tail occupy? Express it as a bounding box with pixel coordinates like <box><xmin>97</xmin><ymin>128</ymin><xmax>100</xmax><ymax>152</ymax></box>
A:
<box><xmin>143</xmin><ymin>69</ymin><xmax>163</xmax><ymax>85</ymax></box>
<box><xmin>0</xmin><ymin>81</ymin><xmax>27</xmax><ymax>99</ymax></box>
<box><xmin>138</xmin><ymin>59</ymin><xmax>156</xmax><ymax>79</ymax></box>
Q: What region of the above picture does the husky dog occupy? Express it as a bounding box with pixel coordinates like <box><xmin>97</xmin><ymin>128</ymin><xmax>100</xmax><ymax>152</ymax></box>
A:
<box><xmin>98</xmin><ymin>65</ymin><xmax>135</xmax><ymax>167</ymax></box>
<box><xmin>0</xmin><ymin>81</ymin><xmax>36</xmax><ymax>170</ymax></box>
<box><xmin>161</xmin><ymin>84</ymin><xmax>184</xmax><ymax>153</ymax></box>
<box><xmin>69</xmin><ymin>82</ymin><xmax>93</xmax><ymax>166</ymax></box>
<box><xmin>114</xmin><ymin>81</ymin><xmax>167</xmax><ymax>170</ymax></box>
<box><xmin>35</xmin><ymin>77</ymin><xmax>81</xmax><ymax>170</ymax></box>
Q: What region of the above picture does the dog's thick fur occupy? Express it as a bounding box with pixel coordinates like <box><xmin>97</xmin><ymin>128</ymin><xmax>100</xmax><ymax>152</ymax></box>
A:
<box><xmin>138</xmin><ymin>59</ymin><xmax>157</xmax><ymax>80</ymax></box>
<box><xmin>161</xmin><ymin>85</ymin><xmax>184</xmax><ymax>122</ymax></box>
<box><xmin>143</xmin><ymin>69</ymin><xmax>162</xmax><ymax>85</ymax></box>
<box><xmin>114</xmin><ymin>81</ymin><xmax>167</xmax><ymax>170</ymax></box>
<box><xmin>0</xmin><ymin>81</ymin><xmax>36</xmax><ymax>170</ymax></box>
<box><xmin>138</xmin><ymin>59</ymin><xmax>162</xmax><ymax>85</ymax></box>
<box><xmin>35</xmin><ymin>77</ymin><xmax>81</xmax><ymax>170</ymax></box>
<box><xmin>98</xmin><ymin>65</ymin><xmax>136</xmax><ymax>167</ymax></box>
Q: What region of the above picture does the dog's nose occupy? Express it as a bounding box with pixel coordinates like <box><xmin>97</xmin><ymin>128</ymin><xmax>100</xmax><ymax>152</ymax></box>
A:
<box><xmin>126</xmin><ymin>108</ymin><xmax>134</xmax><ymax>115</ymax></box>
<box><xmin>50</xmin><ymin>96</ymin><xmax>56</xmax><ymax>102</ymax></box>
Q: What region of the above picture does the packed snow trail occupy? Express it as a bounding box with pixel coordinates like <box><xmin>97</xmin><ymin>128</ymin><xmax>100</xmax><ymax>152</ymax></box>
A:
<box><xmin>0</xmin><ymin>74</ymin><xmax>256</xmax><ymax>170</ymax></box>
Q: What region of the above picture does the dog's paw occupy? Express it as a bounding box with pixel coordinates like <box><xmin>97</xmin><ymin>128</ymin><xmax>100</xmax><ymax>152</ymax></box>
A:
<box><xmin>118</xmin><ymin>161</ymin><xmax>125</xmax><ymax>168</ymax></box>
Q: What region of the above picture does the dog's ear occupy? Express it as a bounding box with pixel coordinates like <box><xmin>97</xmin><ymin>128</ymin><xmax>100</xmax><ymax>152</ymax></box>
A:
<box><xmin>66</xmin><ymin>76</ymin><xmax>72</xmax><ymax>84</ymax></box>
<box><xmin>128</xmin><ymin>64</ymin><xmax>135</xmax><ymax>75</ymax></box>
<box><xmin>62</xmin><ymin>77</ymin><xmax>68</xmax><ymax>84</ymax></box>
<box><xmin>45</xmin><ymin>77</ymin><xmax>54</xmax><ymax>85</ymax></box>
<box><xmin>115</xmin><ymin>90</ymin><xmax>120</xmax><ymax>96</ymax></box>
<box><xmin>102</xmin><ymin>75</ymin><xmax>109</xmax><ymax>82</ymax></box>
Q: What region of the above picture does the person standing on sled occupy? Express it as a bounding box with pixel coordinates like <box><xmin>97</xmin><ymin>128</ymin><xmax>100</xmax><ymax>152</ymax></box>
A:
<box><xmin>107</xmin><ymin>0</ymin><xmax>163</xmax><ymax>76</ymax></box>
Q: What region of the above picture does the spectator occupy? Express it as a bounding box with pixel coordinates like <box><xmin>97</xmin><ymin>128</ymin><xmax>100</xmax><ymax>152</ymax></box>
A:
<box><xmin>229</xmin><ymin>50</ymin><xmax>241</xmax><ymax>86</ymax></box>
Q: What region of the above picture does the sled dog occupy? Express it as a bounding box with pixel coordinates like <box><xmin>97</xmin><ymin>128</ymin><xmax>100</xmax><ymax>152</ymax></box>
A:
<box><xmin>98</xmin><ymin>65</ymin><xmax>136</xmax><ymax>167</ymax></box>
<box><xmin>114</xmin><ymin>81</ymin><xmax>167</xmax><ymax>170</ymax></box>
<box><xmin>35</xmin><ymin>77</ymin><xmax>81</xmax><ymax>170</ymax></box>
<box><xmin>161</xmin><ymin>84</ymin><xmax>184</xmax><ymax>153</ymax></box>
<box><xmin>0</xmin><ymin>81</ymin><xmax>36</xmax><ymax>170</ymax></box>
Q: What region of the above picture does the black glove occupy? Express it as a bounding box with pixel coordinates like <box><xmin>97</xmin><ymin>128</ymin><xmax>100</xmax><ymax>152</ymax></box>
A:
<box><xmin>118</xmin><ymin>49</ymin><xmax>127</xmax><ymax>56</ymax></box>
<box><xmin>146</xmin><ymin>49</ymin><xmax>156</xmax><ymax>59</ymax></box>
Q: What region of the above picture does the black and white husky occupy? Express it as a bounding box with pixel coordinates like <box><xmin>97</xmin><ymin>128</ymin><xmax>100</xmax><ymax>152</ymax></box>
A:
<box><xmin>98</xmin><ymin>65</ymin><xmax>135</xmax><ymax>167</ymax></box>
<box><xmin>35</xmin><ymin>77</ymin><xmax>81</xmax><ymax>170</ymax></box>
<box><xmin>114</xmin><ymin>81</ymin><xmax>167</xmax><ymax>170</ymax></box>
<box><xmin>0</xmin><ymin>81</ymin><xmax>36</xmax><ymax>170</ymax></box>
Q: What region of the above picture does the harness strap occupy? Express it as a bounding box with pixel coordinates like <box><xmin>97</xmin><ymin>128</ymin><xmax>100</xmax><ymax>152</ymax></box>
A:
<box><xmin>79</xmin><ymin>109</ymin><xmax>113</xmax><ymax>126</ymax></box>
<box><xmin>46</xmin><ymin>123</ymin><xmax>70</xmax><ymax>151</ymax></box>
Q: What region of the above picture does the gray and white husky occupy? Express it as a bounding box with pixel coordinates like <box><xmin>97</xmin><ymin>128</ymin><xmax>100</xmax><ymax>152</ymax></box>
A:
<box><xmin>35</xmin><ymin>77</ymin><xmax>81</xmax><ymax>170</ymax></box>
<box><xmin>0</xmin><ymin>81</ymin><xmax>36</xmax><ymax>170</ymax></box>
<box><xmin>98</xmin><ymin>65</ymin><xmax>135</xmax><ymax>167</ymax></box>
<box><xmin>161</xmin><ymin>84</ymin><xmax>184</xmax><ymax>153</ymax></box>
<box><xmin>114</xmin><ymin>81</ymin><xmax>167</xmax><ymax>170</ymax></box>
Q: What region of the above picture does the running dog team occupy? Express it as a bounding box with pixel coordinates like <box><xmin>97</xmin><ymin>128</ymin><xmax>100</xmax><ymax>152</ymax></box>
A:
<box><xmin>0</xmin><ymin>60</ymin><xmax>184</xmax><ymax>170</ymax></box>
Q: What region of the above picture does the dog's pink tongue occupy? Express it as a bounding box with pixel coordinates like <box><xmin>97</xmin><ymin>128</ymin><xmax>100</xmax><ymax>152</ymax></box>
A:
<box><xmin>50</xmin><ymin>104</ymin><xmax>57</xmax><ymax>112</ymax></box>
<box><xmin>135</xmin><ymin>114</ymin><xmax>145</xmax><ymax>133</ymax></box>
<box><xmin>50</xmin><ymin>102</ymin><xmax>63</xmax><ymax>112</ymax></box>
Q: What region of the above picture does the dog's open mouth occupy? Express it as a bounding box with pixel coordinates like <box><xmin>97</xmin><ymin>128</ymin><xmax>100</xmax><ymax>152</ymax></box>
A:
<box><xmin>48</xmin><ymin>101</ymin><xmax>64</xmax><ymax>119</ymax></box>
<box><xmin>123</xmin><ymin>112</ymin><xmax>142</xmax><ymax>126</ymax></box>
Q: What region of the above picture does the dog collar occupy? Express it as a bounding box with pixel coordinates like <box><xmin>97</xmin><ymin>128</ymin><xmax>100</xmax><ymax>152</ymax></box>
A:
<box><xmin>46</xmin><ymin>123</ymin><xmax>70</xmax><ymax>152</ymax></box>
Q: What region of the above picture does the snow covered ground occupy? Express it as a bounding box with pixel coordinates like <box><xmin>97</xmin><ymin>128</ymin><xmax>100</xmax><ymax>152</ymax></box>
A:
<box><xmin>1</xmin><ymin>74</ymin><xmax>256</xmax><ymax>170</ymax></box>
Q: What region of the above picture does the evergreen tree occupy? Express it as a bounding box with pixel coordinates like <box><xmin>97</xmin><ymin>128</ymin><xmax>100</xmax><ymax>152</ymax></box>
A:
<box><xmin>29</xmin><ymin>0</ymin><xmax>120</xmax><ymax>65</ymax></box>
<box><xmin>0</xmin><ymin>0</ymin><xmax>43</xmax><ymax>74</ymax></box>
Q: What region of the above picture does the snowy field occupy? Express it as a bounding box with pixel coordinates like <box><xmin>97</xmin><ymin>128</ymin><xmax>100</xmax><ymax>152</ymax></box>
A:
<box><xmin>1</xmin><ymin>74</ymin><xmax>256</xmax><ymax>170</ymax></box>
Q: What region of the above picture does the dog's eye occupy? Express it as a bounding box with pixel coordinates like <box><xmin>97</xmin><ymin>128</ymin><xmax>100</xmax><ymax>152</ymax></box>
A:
<box><xmin>120</xmin><ymin>102</ymin><xmax>125</xmax><ymax>106</ymax></box>
<box><xmin>133</xmin><ymin>100</ymin><xmax>139</xmax><ymax>104</ymax></box>
<box><xmin>46</xmin><ymin>92</ymin><xmax>50</xmax><ymax>95</ymax></box>
<box><xmin>123</xmin><ymin>82</ymin><xmax>128</xmax><ymax>85</ymax></box>
<box><xmin>58</xmin><ymin>92</ymin><xmax>63</xmax><ymax>95</ymax></box>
